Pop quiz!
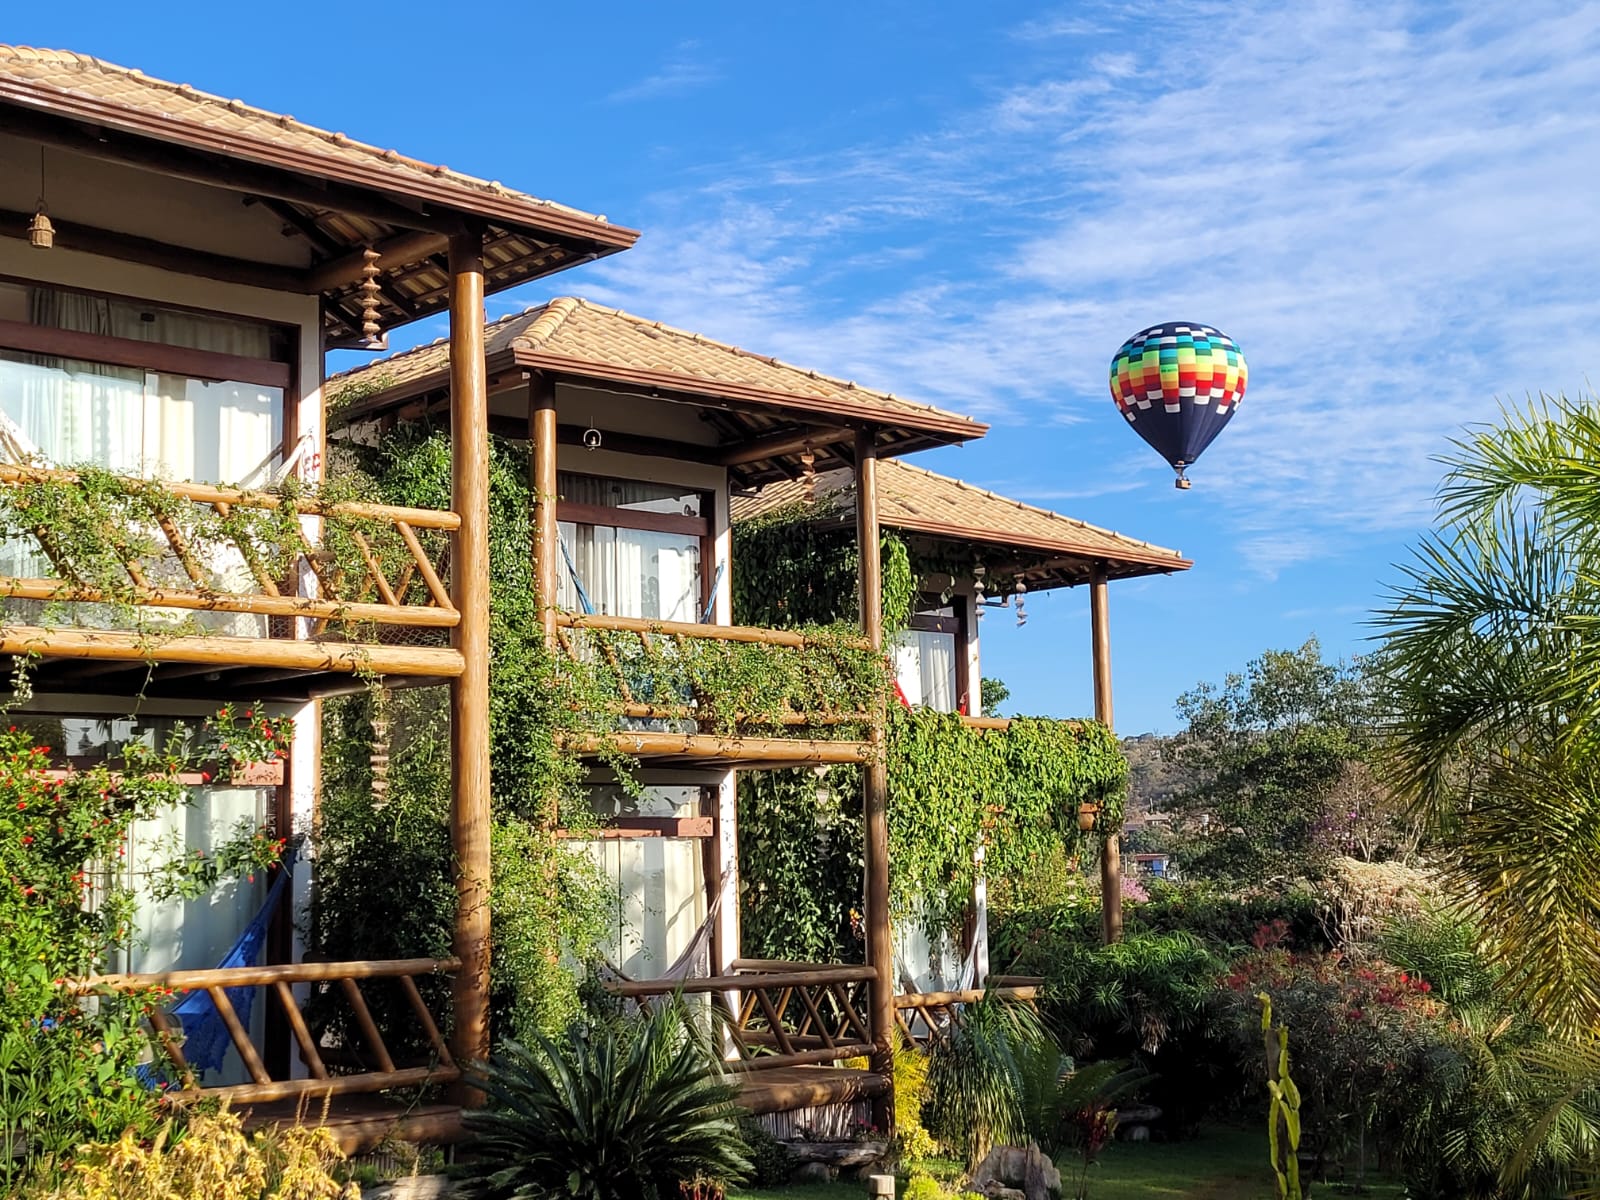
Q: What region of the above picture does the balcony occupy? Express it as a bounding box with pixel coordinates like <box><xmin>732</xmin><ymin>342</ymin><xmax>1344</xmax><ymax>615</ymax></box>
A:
<box><xmin>551</xmin><ymin>611</ymin><xmax>881</xmax><ymax>768</ymax></box>
<box><xmin>0</xmin><ymin>464</ymin><xmax>463</xmax><ymax>700</ymax></box>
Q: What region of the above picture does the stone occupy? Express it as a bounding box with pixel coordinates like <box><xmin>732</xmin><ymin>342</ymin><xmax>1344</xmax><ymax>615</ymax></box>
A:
<box><xmin>970</xmin><ymin>1145</ymin><xmax>1062</xmax><ymax>1200</ymax></box>
<box><xmin>866</xmin><ymin>1173</ymin><xmax>896</xmax><ymax>1197</ymax></box>
<box><xmin>790</xmin><ymin>1161</ymin><xmax>836</xmax><ymax>1184</ymax></box>
<box><xmin>1123</xmin><ymin>1123</ymin><xmax>1151</xmax><ymax>1142</ymax></box>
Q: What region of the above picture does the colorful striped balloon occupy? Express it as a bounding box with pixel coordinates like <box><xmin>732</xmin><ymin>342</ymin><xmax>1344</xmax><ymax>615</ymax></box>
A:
<box><xmin>1109</xmin><ymin>323</ymin><xmax>1247</xmax><ymax>488</ymax></box>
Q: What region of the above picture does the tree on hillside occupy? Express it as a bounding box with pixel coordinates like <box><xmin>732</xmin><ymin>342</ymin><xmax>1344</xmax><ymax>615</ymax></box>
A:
<box><xmin>1165</xmin><ymin>639</ymin><xmax>1415</xmax><ymax>885</ymax></box>
<box><xmin>1377</xmin><ymin>394</ymin><xmax>1600</xmax><ymax>1039</ymax></box>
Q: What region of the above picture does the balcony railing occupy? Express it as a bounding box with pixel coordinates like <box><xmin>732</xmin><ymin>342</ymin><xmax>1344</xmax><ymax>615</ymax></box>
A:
<box><xmin>71</xmin><ymin>956</ymin><xmax>460</xmax><ymax>1105</ymax></box>
<box><xmin>552</xmin><ymin>612</ymin><xmax>880</xmax><ymax>766</ymax></box>
<box><xmin>0</xmin><ymin>465</ymin><xmax>463</xmax><ymax>684</ymax></box>
<box><xmin>604</xmin><ymin>960</ymin><xmax>878</xmax><ymax>1071</ymax></box>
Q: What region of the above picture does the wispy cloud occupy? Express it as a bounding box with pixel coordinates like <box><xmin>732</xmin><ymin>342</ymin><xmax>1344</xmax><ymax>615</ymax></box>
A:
<box><xmin>606</xmin><ymin>42</ymin><xmax>720</xmax><ymax>103</ymax></box>
<box><xmin>586</xmin><ymin>0</ymin><xmax>1600</xmax><ymax>574</ymax></box>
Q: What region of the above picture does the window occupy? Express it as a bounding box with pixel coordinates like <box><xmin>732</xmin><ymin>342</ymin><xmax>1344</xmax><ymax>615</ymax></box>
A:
<box><xmin>556</xmin><ymin>473</ymin><xmax>710</xmax><ymax>623</ymax></box>
<box><xmin>0</xmin><ymin>280</ymin><xmax>288</xmax><ymax>485</ymax></box>
<box><xmin>893</xmin><ymin>598</ymin><xmax>967</xmax><ymax>713</ymax></box>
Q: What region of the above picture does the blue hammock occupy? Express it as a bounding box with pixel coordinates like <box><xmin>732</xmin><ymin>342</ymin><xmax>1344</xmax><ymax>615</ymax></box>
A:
<box><xmin>142</xmin><ymin>848</ymin><xmax>297</xmax><ymax>1082</ymax></box>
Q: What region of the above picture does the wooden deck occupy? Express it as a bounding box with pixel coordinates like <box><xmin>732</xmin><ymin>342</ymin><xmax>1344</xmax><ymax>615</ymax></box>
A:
<box><xmin>735</xmin><ymin>1066</ymin><xmax>888</xmax><ymax>1116</ymax></box>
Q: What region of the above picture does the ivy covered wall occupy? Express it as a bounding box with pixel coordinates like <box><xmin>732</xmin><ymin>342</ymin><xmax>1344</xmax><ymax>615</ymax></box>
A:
<box><xmin>732</xmin><ymin>500</ymin><xmax>1129</xmax><ymax>954</ymax></box>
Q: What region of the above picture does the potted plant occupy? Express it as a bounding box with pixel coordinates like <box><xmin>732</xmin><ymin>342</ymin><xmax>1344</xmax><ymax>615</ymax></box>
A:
<box><xmin>207</xmin><ymin>703</ymin><xmax>294</xmax><ymax>786</ymax></box>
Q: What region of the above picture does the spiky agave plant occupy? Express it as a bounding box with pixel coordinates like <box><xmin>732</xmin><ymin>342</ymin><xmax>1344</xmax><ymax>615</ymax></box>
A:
<box><xmin>457</xmin><ymin>1000</ymin><xmax>750</xmax><ymax>1200</ymax></box>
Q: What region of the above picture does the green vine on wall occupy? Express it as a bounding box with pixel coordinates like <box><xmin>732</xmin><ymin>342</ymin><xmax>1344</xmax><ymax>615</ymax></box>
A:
<box><xmin>886</xmin><ymin>708</ymin><xmax>1126</xmax><ymax>938</ymax></box>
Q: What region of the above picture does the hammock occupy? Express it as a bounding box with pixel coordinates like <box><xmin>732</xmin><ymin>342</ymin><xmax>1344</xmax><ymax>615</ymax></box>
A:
<box><xmin>596</xmin><ymin>866</ymin><xmax>733</xmax><ymax>1006</ymax></box>
<box><xmin>143</xmin><ymin>847</ymin><xmax>298</xmax><ymax>1082</ymax></box>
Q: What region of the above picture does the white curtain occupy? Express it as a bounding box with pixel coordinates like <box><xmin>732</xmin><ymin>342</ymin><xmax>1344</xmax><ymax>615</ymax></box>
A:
<box><xmin>559</xmin><ymin>521</ymin><xmax>701</xmax><ymax>622</ymax></box>
<box><xmin>893</xmin><ymin>630</ymin><xmax>958</xmax><ymax>712</ymax></box>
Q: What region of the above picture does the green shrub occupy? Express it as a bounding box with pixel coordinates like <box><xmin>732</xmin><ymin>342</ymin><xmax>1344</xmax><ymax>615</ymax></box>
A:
<box><xmin>458</xmin><ymin>1001</ymin><xmax>750</xmax><ymax>1199</ymax></box>
<box><xmin>735</xmin><ymin>1117</ymin><xmax>791</xmax><ymax>1187</ymax></box>
<box><xmin>900</xmin><ymin>1171</ymin><xmax>945</xmax><ymax>1200</ymax></box>
<box><xmin>925</xmin><ymin>992</ymin><xmax>1044</xmax><ymax>1169</ymax></box>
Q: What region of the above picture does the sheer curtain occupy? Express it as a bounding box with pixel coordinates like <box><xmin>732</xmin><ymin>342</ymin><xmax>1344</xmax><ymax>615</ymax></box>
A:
<box><xmin>559</xmin><ymin>521</ymin><xmax>701</xmax><ymax>622</ymax></box>
<box><xmin>894</xmin><ymin>630</ymin><xmax>958</xmax><ymax>712</ymax></box>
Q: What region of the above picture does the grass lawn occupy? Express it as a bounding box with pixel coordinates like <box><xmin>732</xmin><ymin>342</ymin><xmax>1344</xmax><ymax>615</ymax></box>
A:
<box><xmin>726</xmin><ymin>1126</ymin><xmax>1406</xmax><ymax>1199</ymax></box>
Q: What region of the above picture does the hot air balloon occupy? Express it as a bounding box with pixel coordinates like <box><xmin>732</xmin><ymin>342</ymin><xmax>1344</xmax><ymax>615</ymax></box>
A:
<box><xmin>1109</xmin><ymin>322</ymin><xmax>1247</xmax><ymax>488</ymax></box>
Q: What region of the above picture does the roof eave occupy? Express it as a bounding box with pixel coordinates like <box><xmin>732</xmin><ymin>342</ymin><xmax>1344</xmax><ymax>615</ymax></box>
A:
<box><xmin>0</xmin><ymin>80</ymin><xmax>640</xmax><ymax>252</ymax></box>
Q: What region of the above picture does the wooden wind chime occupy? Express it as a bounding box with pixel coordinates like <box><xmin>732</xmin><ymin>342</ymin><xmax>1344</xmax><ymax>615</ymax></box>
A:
<box><xmin>359</xmin><ymin>248</ymin><xmax>383</xmax><ymax>347</ymax></box>
<box><xmin>800</xmin><ymin>447</ymin><xmax>818</xmax><ymax>503</ymax></box>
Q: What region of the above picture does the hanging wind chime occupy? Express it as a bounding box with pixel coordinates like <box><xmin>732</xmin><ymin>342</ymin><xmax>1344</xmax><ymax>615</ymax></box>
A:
<box><xmin>1013</xmin><ymin>575</ymin><xmax>1028</xmax><ymax>628</ymax></box>
<box><xmin>973</xmin><ymin>562</ymin><xmax>986</xmax><ymax>621</ymax></box>
<box><xmin>358</xmin><ymin>248</ymin><xmax>383</xmax><ymax>347</ymax></box>
<box><xmin>29</xmin><ymin>148</ymin><xmax>54</xmax><ymax>250</ymax></box>
<box><xmin>800</xmin><ymin>447</ymin><xmax>817</xmax><ymax>503</ymax></box>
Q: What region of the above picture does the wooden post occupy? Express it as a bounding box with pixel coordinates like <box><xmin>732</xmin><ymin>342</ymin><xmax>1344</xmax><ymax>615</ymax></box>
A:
<box><xmin>447</xmin><ymin>231</ymin><xmax>493</xmax><ymax>1085</ymax></box>
<box><xmin>1090</xmin><ymin>570</ymin><xmax>1122</xmax><ymax>944</ymax></box>
<box><xmin>529</xmin><ymin>372</ymin><xmax>559</xmax><ymax>650</ymax></box>
<box><xmin>855</xmin><ymin>430</ymin><xmax>895</xmax><ymax>1131</ymax></box>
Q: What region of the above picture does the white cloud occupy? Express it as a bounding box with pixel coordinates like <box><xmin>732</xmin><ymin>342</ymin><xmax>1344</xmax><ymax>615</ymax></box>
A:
<box><xmin>606</xmin><ymin>43</ymin><xmax>720</xmax><ymax>103</ymax></box>
<box><xmin>584</xmin><ymin>0</ymin><xmax>1600</xmax><ymax>572</ymax></box>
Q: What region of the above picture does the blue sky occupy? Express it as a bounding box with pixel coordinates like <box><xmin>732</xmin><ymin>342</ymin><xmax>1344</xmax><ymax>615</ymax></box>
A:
<box><xmin>16</xmin><ymin>2</ymin><xmax>1600</xmax><ymax>731</ymax></box>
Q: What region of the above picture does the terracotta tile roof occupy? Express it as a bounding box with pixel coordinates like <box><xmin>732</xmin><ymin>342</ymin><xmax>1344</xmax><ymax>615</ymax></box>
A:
<box><xmin>734</xmin><ymin>459</ymin><xmax>1191</xmax><ymax>581</ymax></box>
<box><xmin>0</xmin><ymin>46</ymin><xmax>634</xmax><ymax>247</ymax></box>
<box><xmin>330</xmin><ymin>297</ymin><xmax>987</xmax><ymax>441</ymax></box>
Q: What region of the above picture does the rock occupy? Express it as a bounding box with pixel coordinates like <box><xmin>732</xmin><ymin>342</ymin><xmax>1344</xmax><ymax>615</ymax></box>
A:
<box><xmin>1123</xmin><ymin>1123</ymin><xmax>1151</xmax><ymax>1142</ymax></box>
<box><xmin>983</xmin><ymin>1188</ymin><xmax>1026</xmax><ymax>1200</ymax></box>
<box><xmin>790</xmin><ymin>1161</ymin><xmax>836</xmax><ymax>1184</ymax></box>
<box><xmin>970</xmin><ymin>1145</ymin><xmax>1062</xmax><ymax>1200</ymax></box>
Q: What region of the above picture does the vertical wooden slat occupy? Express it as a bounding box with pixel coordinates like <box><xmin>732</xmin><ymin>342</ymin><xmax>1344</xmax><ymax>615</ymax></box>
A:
<box><xmin>146</xmin><ymin>1006</ymin><xmax>196</xmax><ymax>1090</ymax></box>
<box><xmin>855</xmin><ymin>429</ymin><xmax>894</xmax><ymax>1130</ymax></box>
<box><xmin>1091</xmin><ymin>570</ymin><xmax>1122</xmax><ymax>945</ymax></box>
<box><xmin>338</xmin><ymin>977</ymin><xmax>397</xmax><ymax>1074</ymax></box>
<box><xmin>448</xmin><ymin>231</ymin><xmax>493</xmax><ymax>1090</ymax></box>
<box><xmin>273</xmin><ymin>981</ymin><xmax>327</xmax><ymax>1079</ymax></box>
<box><xmin>399</xmin><ymin>973</ymin><xmax>455</xmax><ymax>1069</ymax></box>
<box><xmin>205</xmin><ymin>986</ymin><xmax>271</xmax><ymax>1084</ymax></box>
<box><xmin>530</xmin><ymin>372</ymin><xmax>559</xmax><ymax>650</ymax></box>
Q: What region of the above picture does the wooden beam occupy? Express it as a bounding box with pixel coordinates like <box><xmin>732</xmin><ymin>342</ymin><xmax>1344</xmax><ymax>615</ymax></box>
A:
<box><xmin>0</xmin><ymin>626</ymin><xmax>461</xmax><ymax>677</ymax></box>
<box><xmin>255</xmin><ymin>196</ymin><xmax>343</xmax><ymax>255</ymax></box>
<box><xmin>306</xmin><ymin>231</ymin><xmax>450</xmax><ymax>293</ymax></box>
<box><xmin>0</xmin><ymin>207</ymin><xmax>306</xmax><ymax>293</ymax></box>
<box><xmin>716</xmin><ymin>427</ymin><xmax>854</xmax><ymax>467</ymax></box>
<box><xmin>855</xmin><ymin>429</ymin><xmax>894</xmax><ymax>1133</ymax></box>
<box><xmin>562</xmin><ymin>731</ymin><xmax>873</xmax><ymax>765</ymax></box>
<box><xmin>447</xmin><ymin>232</ymin><xmax>493</xmax><ymax>1087</ymax></box>
<box><xmin>1091</xmin><ymin>570</ymin><xmax>1121</xmax><ymax>945</ymax></box>
<box><xmin>556</xmin><ymin>817</ymin><xmax>714</xmax><ymax>840</ymax></box>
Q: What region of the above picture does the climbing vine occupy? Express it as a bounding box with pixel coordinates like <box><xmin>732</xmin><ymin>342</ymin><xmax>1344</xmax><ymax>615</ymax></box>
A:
<box><xmin>731</xmin><ymin>498</ymin><xmax>1129</xmax><ymax>947</ymax></box>
<box><xmin>885</xmin><ymin>709</ymin><xmax>1126</xmax><ymax>938</ymax></box>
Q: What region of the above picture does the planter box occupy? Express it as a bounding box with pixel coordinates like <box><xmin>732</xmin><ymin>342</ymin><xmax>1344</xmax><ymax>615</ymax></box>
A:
<box><xmin>229</xmin><ymin>758</ymin><xmax>285</xmax><ymax>786</ymax></box>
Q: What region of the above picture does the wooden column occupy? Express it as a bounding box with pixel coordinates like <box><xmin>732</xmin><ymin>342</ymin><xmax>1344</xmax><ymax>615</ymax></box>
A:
<box><xmin>529</xmin><ymin>372</ymin><xmax>559</xmax><ymax>650</ymax></box>
<box><xmin>855</xmin><ymin>430</ymin><xmax>895</xmax><ymax>1130</ymax></box>
<box><xmin>447</xmin><ymin>231</ymin><xmax>493</xmax><ymax>1082</ymax></box>
<box><xmin>1091</xmin><ymin>570</ymin><xmax>1122</xmax><ymax>944</ymax></box>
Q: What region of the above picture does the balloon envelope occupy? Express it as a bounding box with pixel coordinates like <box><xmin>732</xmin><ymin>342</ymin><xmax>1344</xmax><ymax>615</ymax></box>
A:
<box><xmin>1109</xmin><ymin>322</ymin><xmax>1247</xmax><ymax>482</ymax></box>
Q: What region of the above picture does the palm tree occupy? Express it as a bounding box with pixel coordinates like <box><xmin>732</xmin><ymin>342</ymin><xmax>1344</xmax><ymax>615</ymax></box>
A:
<box><xmin>1375</xmin><ymin>393</ymin><xmax>1600</xmax><ymax>1039</ymax></box>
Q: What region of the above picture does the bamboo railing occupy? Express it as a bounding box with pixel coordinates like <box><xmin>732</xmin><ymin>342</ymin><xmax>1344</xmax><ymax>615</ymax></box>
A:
<box><xmin>552</xmin><ymin>611</ymin><xmax>878</xmax><ymax>763</ymax></box>
<box><xmin>604</xmin><ymin>961</ymin><xmax>878</xmax><ymax>1072</ymax></box>
<box><xmin>0</xmin><ymin>465</ymin><xmax>463</xmax><ymax>678</ymax></box>
<box><xmin>892</xmin><ymin>979</ymin><xmax>1042</xmax><ymax>1046</ymax></box>
<box><xmin>72</xmin><ymin>957</ymin><xmax>460</xmax><ymax>1104</ymax></box>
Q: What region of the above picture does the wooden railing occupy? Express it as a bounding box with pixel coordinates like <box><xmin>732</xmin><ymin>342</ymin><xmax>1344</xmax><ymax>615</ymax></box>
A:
<box><xmin>604</xmin><ymin>961</ymin><xmax>877</xmax><ymax>1071</ymax></box>
<box><xmin>893</xmin><ymin>979</ymin><xmax>1042</xmax><ymax>1046</ymax></box>
<box><xmin>0</xmin><ymin>465</ymin><xmax>463</xmax><ymax>678</ymax></box>
<box><xmin>72</xmin><ymin>957</ymin><xmax>459</xmax><ymax>1105</ymax></box>
<box><xmin>0</xmin><ymin>464</ymin><xmax>459</xmax><ymax>632</ymax></box>
<box><xmin>553</xmin><ymin>612</ymin><xmax>879</xmax><ymax>763</ymax></box>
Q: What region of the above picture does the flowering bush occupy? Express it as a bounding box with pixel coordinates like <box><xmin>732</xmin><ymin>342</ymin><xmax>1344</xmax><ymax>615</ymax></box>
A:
<box><xmin>1224</xmin><ymin>937</ymin><xmax>1446</xmax><ymax>1177</ymax></box>
<box><xmin>205</xmin><ymin>704</ymin><xmax>294</xmax><ymax>769</ymax></box>
<box><xmin>0</xmin><ymin>719</ymin><xmax>288</xmax><ymax>1187</ymax></box>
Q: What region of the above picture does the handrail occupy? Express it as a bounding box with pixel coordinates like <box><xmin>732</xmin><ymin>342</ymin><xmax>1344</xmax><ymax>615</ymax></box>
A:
<box><xmin>893</xmin><ymin>985</ymin><xmax>1039</xmax><ymax>1008</ymax></box>
<box><xmin>605</xmin><ymin>964</ymin><xmax>875</xmax><ymax>998</ymax></box>
<box><xmin>554</xmin><ymin>610</ymin><xmax>872</xmax><ymax>652</ymax></box>
<box><xmin>73</xmin><ymin>955</ymin><xmax>460</xmax><ymax>992</ymax></box>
